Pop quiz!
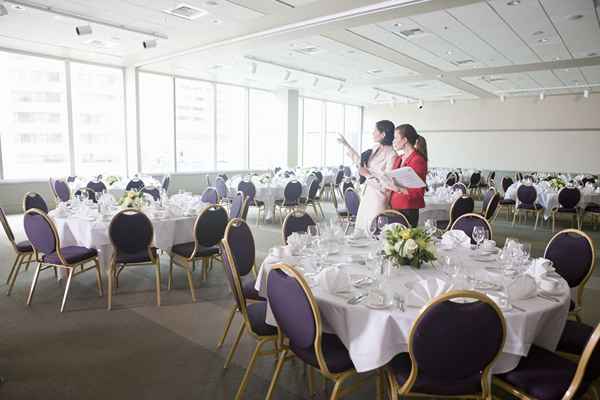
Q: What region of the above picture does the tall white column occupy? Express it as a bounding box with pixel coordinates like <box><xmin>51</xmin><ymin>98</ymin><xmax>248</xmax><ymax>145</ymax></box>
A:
<box><xmin>275</xmin><ymin>88</ymin><xmax>300</xmax><ymax>168</ymax></box>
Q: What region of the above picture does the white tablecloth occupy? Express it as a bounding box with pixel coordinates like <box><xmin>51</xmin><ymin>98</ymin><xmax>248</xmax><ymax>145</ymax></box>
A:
<box><xmin>420</xmin><ymin>197</ymin><xmax>452</xmax><ymax>225</ymax></box>
<box><xmin>256</xmin><ymin>243</ymin><xmax>569</xmax><ymax>374</ymax></box>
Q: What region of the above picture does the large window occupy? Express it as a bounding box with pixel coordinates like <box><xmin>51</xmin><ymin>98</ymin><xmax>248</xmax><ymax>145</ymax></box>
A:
<box><xmin>216</xmin><ymin>84</ymin><xmax>247</xmax><ymax>170</ymax></box>
<box><xmin>138</xmin><ymin>72</ymin><xmax>174</xmax><ymax>173</ymax></box>
<box><xmin>249</xmin><ymin>89</ymin><xmax>285</xmax><ymax>170</ymax></box>
<box><xmin>325</xmin><ymin>102</ymin><xmax>344</xmax><ymax>166</ymax></box>
<box><xmin>302</xmin><ymin>98</ymin><xmax>323</xmax><ymax>167</ymax></box>
<box><xmin>344</xmin><ymin>105</ymin><xmax>362</xmax><ymax>164</ymax></box>
<box><xmin>71</xmin><ymin>63</ymin><xmax>126</xmax><ymax>175</ymax></box>
<box><xmin>0</xmin><ymin>52</ymin><xmax>70</xmax><ymax>179</ymax></box>
<box><xmin>176</xmin><ymin>78</ymin><xmax>214</xmax><ymax>172</ymax></box>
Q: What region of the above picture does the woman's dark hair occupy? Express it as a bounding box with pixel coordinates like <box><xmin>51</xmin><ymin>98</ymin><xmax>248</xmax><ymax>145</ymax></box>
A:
<box><xmin>375</xmin><ymin>120</ymin><xmax>395</xmax><ymax>146</ymax></box>
<box><xmin>415</xmin><ymin>135</ymin><xmax>428</xmax><ymax>161</ymax></box>
<box><xmin>395</xmin><ymin>124</ymin><xmax>419</xmax><ymax>146</ymax></box>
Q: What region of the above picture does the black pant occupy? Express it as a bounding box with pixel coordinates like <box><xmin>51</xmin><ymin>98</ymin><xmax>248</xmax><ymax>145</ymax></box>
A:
<box><xmin>399</xmin><ymin>209</ymin><xmax>419</xmax><ymax>228</ymax></box>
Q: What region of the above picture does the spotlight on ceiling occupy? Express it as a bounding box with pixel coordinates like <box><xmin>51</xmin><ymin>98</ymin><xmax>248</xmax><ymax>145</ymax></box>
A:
<box><xmin>584</xmin><ymin>89</ymin><xmax>590</xmax><ymax>98</ymax></box>
<box><xmin>539</xmin><ymin>92</ymin><xmax>545</xmax><ymax>101</ymax></box>
<box><xmin>143</xmin><ymin>39</ymin><xmax>157</xmax><ymax>49</ymax></box>
<box><xmin>500</xmin><ymin>94</ymin><xmax>505</xmax><ymax>102</ymax></box>
<box><xmin>0</xmin><ymin>4</ymin><xmax>8</xmax><ymax>16</ymax></box>
<box><xmin>75</xmin><ymin>25</ymin><xmax>93</xmax><ymax>36</ymax></box>
<box><xmin>312</xmin><ymin>77</ymin><xmax>319</xmax><ymax>87</ymax></box>
<box><xmin>284</xmin><ymin>70</ymin><xmax>291</xmax><ymax>81</ymax></box>
<box><xmin>418</xmin><ymin>99</ymin><xmax>424</xmax><ymax>110</ymax></box>
<box><xmin>250</xmin><ymin>62</ymin><xmax>257</xmax><ymax>74</ymax></box>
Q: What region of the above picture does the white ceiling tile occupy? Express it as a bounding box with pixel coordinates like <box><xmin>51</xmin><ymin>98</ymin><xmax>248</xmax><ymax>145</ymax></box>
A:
<box><xmin>580</xmin><ymin>66</ymin><xmax>600</xmax><ymax>84</ymax></box>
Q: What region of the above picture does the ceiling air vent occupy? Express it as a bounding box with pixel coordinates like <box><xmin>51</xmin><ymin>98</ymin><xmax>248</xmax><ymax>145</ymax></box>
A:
<box><xmin>453</xmin><ymin>59</ymin><xmax>475</xmax><ymax>65</ymax></box>
<box><xmin>163</xmin><ymin>4</ymin><xmax>208</xmax><ymax>20</ymax></box>
<box><xmin>397</xmin><ymin>28</ymin><xmax>425</xmax><ymax>37</ymax></box>
<box><xmin>293</xmin><ymin>46</ymin><xmax>323</xmax><ymax>55</ymax></box>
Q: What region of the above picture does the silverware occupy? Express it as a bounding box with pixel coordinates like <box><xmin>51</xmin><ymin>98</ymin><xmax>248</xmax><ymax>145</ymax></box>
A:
<box><xmin>347</xmin><ymin>293</ymin><xmax>368</xmax><ymax>305</ymax></box>
<box><xmin>352</xmin><ymin>277</ymin><xmax>374</xmax><ymax>288</ymax></box>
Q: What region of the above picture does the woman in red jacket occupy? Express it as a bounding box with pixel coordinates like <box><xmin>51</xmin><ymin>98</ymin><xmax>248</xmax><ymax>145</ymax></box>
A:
<box><xmin>388</xmin><ymin>124</ymin><xmax>428</xmax><ymax>227</ymax></box>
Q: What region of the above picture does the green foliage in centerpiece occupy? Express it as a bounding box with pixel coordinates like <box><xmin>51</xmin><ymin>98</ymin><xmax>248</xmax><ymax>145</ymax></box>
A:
<box><xmin>549</xmin><ymin>177</ymin><xmax>566</xmax><ymax>191</ymax></box>
<box><xmin>258</xmin><ymin>173</ymin><xmax>272</xmax><ymax>184</ymax></box>
<box><xmin>382</xmin><ymin>224</ymin><xmax>437</xmax><ymax>269</ymax></box>
<box><xmin>118</xmin><ymin>190</ymin><xmax>144</xmax><ymax>209</ymax></box>
<box><xmin>105</xmin><ymin>175</ymin><xmax>121</xmax><ymax>186</ymax></box>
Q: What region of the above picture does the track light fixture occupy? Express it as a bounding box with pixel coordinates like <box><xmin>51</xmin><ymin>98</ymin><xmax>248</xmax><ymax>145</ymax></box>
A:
<box><xmin>0</xmin><ymin>4</ymin><xmax>8</xmax><ymax>16</ymax></box>
<box><xmin>284</xmin><ymin>70</ymin><xmax>291</xmax><ymax>81</ymax></box>
<box><xmin>539</xmin><ymin>92</ymin><xmax>545</xmax><ymax>101</ymax></box>
<box><xmin>500</xmin><ymin>94</ymin><xmax>505</xmax><ymax>102</ymax></box>
<box><xmin>417</xmin><ymin>99</ymin><xmax>424</xmax><ymax>110</ymax></box>
<box><xmin>143</xmin><ymin>39</ymin><xmax>157</xmax><ymax>49</ymax></box>
<box><xmin>312</xmin><ymin>77</ymin><xmax>319</xmax><ymax>87</ymax></box>
<box><xmin>374</xmin><ymin>91</ymin><xmax>381</xmax><ymax>100</ymax></box>
<box><xmin>75</xmin><ymin>25</ymin><xmax>93</xmax><ymax>36</ymax></box>
<box><xmin>584</xmin><ymin>89</ymin><xmax>590</xmax><ymax>98</ymax></box>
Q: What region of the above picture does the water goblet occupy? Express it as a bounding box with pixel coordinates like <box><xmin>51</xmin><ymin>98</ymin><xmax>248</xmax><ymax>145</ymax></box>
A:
<box><xmin>472</xmin><ymin>226</ymin><xmax>486</xmax><ymax>251</ymax></box>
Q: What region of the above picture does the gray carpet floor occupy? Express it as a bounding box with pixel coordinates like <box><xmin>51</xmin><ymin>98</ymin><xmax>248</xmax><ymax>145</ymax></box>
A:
<box><xmin>1</xmin><ymin>200</ymin><xmax>599</xmax><ymax>399</ymax></box>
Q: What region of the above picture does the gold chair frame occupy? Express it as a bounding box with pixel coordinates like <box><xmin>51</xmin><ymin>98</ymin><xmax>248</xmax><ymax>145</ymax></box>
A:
<box><xmin>107</xmin><ymin>209</ymin><xmax>160</xmax><ymax>310</ymax></box>
<box><xmin>550</xmin><ymin>187</ymin><xmax>582</xmax><ymax>232</ymax></box>
<box><xmin>273</xmin><ymin>180</ymin><xmax>304</xmax><ymax>223</ymax></box>
<box><xmin>371</xmin><ymin>209</ymin><xmax>410</xmax><ymax>231</ymax></box>
<box><xmin>481</xmin><ymin>188</ymin><xmax>500</xmax><ymax>221</ymax></box>
<box><xmin>544</xmin><ymin>229</ymin><xmax>596</xmax><ymax>322</ymax></box>
<box><xmin>496</xmin><ymin>177</ymin><xmax>515</xmax><ymax>221</ymax></box>
<box><xmin>386</xmin><ymin>290</ymin><xmax>507</xmax><ymax>400</ymax></box>
<box><xmin>511</xmin><ymin>186</ymin><xmax>543</xmax><ymax>230</ymax></box>
<box><xmin>439</xmin><ymin>195</ymin><xmax>473</xmax><ymax>231</ymax></box>
<box><xmin>281</xmin><ymin>210</ymin><xmax>316</xmax><ymax>245</ymax></box>
<box><xmin>22</xmin><ymin>191</ymin><xmax>47</xmax><ymax>213</ymax></box>
<box><xmin>494</xmin><ymin>323</ymin><xmax>600</xmax><ymax>400</ymax></box>
<box><xmin>24</xmin><ymin>209</ymin><xmax>103</xmax><ymax>312</ymax></box>
<box><xmin>450</xmin><ymin>213</ymin><xmax>494</xmax><ymax>242</ymax></box>
<box><xmin>1</xmin><ymin>207</ymin><xmax>34</xmax><ymax>296</ymax></box>
<box><xmin>343</xmin><ymin>187</ymin><xmax>360</xmax><ymax>234</ymax></box>
<box><xmin>304</xmin><ymin>179</ymin><xmax>326</xmax><ymax>221</ymax></box>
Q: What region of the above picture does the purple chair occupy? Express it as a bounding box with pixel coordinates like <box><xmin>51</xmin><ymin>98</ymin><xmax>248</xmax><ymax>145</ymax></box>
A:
<box><xmin>551</xmin><ymin>187</ymin><xmax>582</xmax><ymax>232</ymax></box>
<box><xmin>304</xmin><ymin>178</ymin><xmax>324</xmax><ymax>220</ymax></box>
<box><xmin>341</xmin><ymin>180</ymin><xmax>354</xmax><ymax>195</ymax></box>
<box><xmin>1</xmin><ymin>207</ymin><xmax>33</xmax><ymax>295</ymax></box>
<box><xmin>23</xmin><ymin>209</ymin><xmax>102</xmax><ymax>312</ymax></box>
<box><xmin>583</xmin><ymin>202</ymin><xmax>600</xmax><ymax>230</ymax></box>
<box><xmin>161</xmin><ymin>175</ymin><xmax>170</xmax><ymax>192</ymax></box>
<box><xmin>107</xmin><ymin>209</ymin><xmax>159</xmax><ymax>310</ymax></box>
<box><xmin>498</xmin><ymin>176</ymin><xmax>516</xmax><ymax>219</ymax></box>
<box><xmin>74</xmin><ymin>187</ymin><xmax>96</xmax><ymax>202</ymax></box>
<box><xmin>67</xmin><ymin>176</ymin><xmax>77</xmax><ymax>183</ymax></box>
<box><xmin>451</xmin><ymin>213</ymin><xmax>492</xmax><ymax>244</ymax></box>
<box><xmin>86</xmin><ymin>180</ymin><xmax>107</xmax><ymax>194</ymax></box>
<box><xmin>437</xmin><ymin>195</ymin><xmax>475</xmax><ymax>231</ymax></box>
<box><xmin>200</xmin><ymin>187</ymin><xmax>219</xmax><ymax>205</ymax></box>
<box><xmin>387</xmin><ymin>291</ymin><xmax>505</xmax><ymax>398</ymax></box>
<box><xmin>331</xmin><ymin>183</ymin><xmax>349</xmax><ymax>221</ymax></box>
<box><xmin>513</xmin><ymin>185</ymin><xmax>543</xmax><ymax>230</ymax></box>
<box><xmin>141</xmin><ymin>187</ymin><xmax>160</xmax><ymax>201</ymax></box>
<box><xmin>468</xmin><ymin>171</ymin><xmax>482</xmax><ymax>198</ymax></box>
<box><xmin>445</xmin><ymin>172</ymin><xmax>457</xmax><ymax>187</ymax></box>
<box><xmin>495</xmin><ymin>324</ymin><xmax>600</xmax><ymax>400</ymax></box>
<box><xmin>265</xmin><ymin>264</ymin><xmax>358</xmax><ymax>400</ymax></box>
<box><xmin>169</xmin><ymin>205</ymin><xmax>228</xmax><ymax>301</ymax></box>
<box><xmin>22</xmin><ymin>192</ymin><xmax>48</xmax><ymax>213</ymax></box>
<box><xmin>452</xmin><ymin>182</ymin><xmax>467</xmax><ymax>195</ymax></box>
<box><xmin>53</xmin><ymin>179</ymin><xmax>71</xmax><ymax>203</ymax></box>
<box><xmin>238</xmin><ymin>180</ymin><xmax>265</xmax><ymax>225</ymax></box>
<box><xmin>229</xmin><ymin>191</ymin><xmax>246</xmax><ymax>220</ymax></box>
<box><xmin>481</xmin><ymin>189</ymin><xmax>500</xmax><ymax>221</ymax></box>
<box><xmin>344</xmin><ymin>188</ymin><xmax>360</xmax><ymax>234</ymax></box>
<box><xmin>282</xmin><ymin>211</ymin><xmax>316</xmax><ymax>244</ymax></box>
<box><xmin>274</xmin><ymin>180</ymin><xmax>303</xmax><ymax>222</ymax></box>
<box><xmin>214</xmin><ymin>177</ymin><xmax>230</xmax><ymax>204</ymax></box>
<box><xmin>544</xmin><ymin>229</ymin><xmax>595</xmax><ymax>322</ymax></box>
<box><xmin>125</xmin><ymin>178</ymin><xmax>144</xmax><ymax>191</ymax></box>
<box><xmin>370</xmin><ymin>210</ymin><xmax>410</xmax><ymax>235</ymax></box>
<box><xmin>219</xmin><ymin>219</ymin><xmax>277</xmax><ymax>399</ymax></box>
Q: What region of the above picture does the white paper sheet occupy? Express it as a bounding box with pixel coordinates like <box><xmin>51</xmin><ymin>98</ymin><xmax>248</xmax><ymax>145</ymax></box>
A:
<box><xmin>384</xmin><ymin>167</ymin><xmax>426</xmax><ymax>189</ymax></box>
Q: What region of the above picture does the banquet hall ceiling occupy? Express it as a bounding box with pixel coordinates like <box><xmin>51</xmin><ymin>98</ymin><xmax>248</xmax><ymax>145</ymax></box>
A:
<box><xmin>0</xmin><ymin>0</ymin><xmax>599</xmax><ymax>104</ymax></box>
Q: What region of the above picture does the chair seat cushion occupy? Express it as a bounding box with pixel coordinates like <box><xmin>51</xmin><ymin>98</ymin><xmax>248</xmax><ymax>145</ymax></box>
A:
<box><xmin>274</xmin><ymin>199</ymin><xmax>299</xmax><ymax>207</ymax></box>
<box><xmin>517</xmin><ymin>203</ymin><xmax>543</xmax><ymax>210</ymax></box>
<box><xmin>557</xmin><ymin>320</ymin><xmax>593</xmax><ymax>355</ymax></box>
<box><xmin>556</xmin><ymin>207</ymin><xmax>578</xmax><ymax>213</ymax></box>
<box><xmin>115</xmin><ymin>247</ymin><xmax>157</xmax><ymax>264</ymax></box>
<box><xmin>246</xmin><ymin>302</ymin><xmax>276</xmax><ymax>337</ymax></box>
<box><xmin>16</xmin><ymin>240</ymin><xmax>33</xmax><ymax>253</ymax></box>
<box><xmin>390</xmin><ymin>352</ymin><xmax>482</xmax><ymax>396</ymax></box>
<box><xmin>585</xmin><ymin>203</ymin><xmax>600</xmax><ymax>213</ymax></box>
<box><xmin>499</xmin><ymin>199</ymin><xmax>516</xmax><ymax>205</ymax></box>
<box><xmin>44</xmin><ymin>246</ymin><xmax>97</xmax><ymax>265</ymax></box>
<box><xmin>290</xmin><ymin>333</ymin><xmax>354</xmax><ymax>374</ymax></box>
<box><xmin>171</xmin><ymin>242</ymin><xmax>219</xmax><ymax>259</ymax></box>
<box><xmin>242</xmin><ymin>279</ymin><xmax>264</xmax><ymax>301</ymax></box>
<box><xmin>497</xmin><ymin>345</ymin><xmax>590</xmax><ymax>400</ymax></box>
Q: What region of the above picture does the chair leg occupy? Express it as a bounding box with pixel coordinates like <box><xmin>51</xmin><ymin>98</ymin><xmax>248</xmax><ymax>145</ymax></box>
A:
<box><xmin>234</xmin><ymin>339</ymin><xmax>269</xmax><ymax>400</ymax></box>
<box><xmin>155</xmin><ymin>261</ymin><xmax>161</xmax><ymax>306</ymax></box>
<box><xmin>7</xmin><ymin>255</ymin><xmax>25</xmax><ymax>296</ymax></box>
<box><xmin>224</xmin><ymin>322</ymin><xmax>246</xmax><ymax>369</ymax></box>
<box><xmin>185</xmin><ymin>267</ymin><xmax>196</xmax><ymax>302</ymax></box>
<box><xmin>307</xmin><ymin>365</ymin><xmax>315</xmax><ymax>396</ymax></box>
<box><xmin>60</xmin><ymin>268</ymin><xmax>74</xmax><ymax>313</ymax></box>
<box><xmin>168</xmin><ymin>257</ymin><xmax>174</xmax><ymax>291</ymax></box>
<box><xmin>26</xmin><ymin>263</ymin><xmax>42</xmax><ymax>306</ymax></box>
<box><xmin>265</xmin><ymin>349</ymin><xmax>288</xmax><ymax>400</ymax></box>
<box><xmin>94</xmin><ymin>259</ymin><xmax>103</xmax><ymax>297</ymax></box>
<box><xmin>330</xmin><ymin>378</ymin><xmax>345</xmax><ymax>400</ymax></box>
<box><xmin>534</xmin><ymin>212</ymin><xmax>540</xmax><ymax>231</ymax></box>
<box><xmin>512</xmin><ymin>210</ymin><xmax>518</xmax><ymax>226</ymax></box>
<box><xmin>217</xmin><ymin>304</ymin><xmax>238</xmax><ymax>348</ymax></box>
<box><xmin>6</xmin><ymin>253</ymin><xmax>21</xmax><ymax>285</ymax></box>
<box><xmin>107</xmin><ymin>263</ymin><xmax>114</xmax><ymax>310</ymax></box>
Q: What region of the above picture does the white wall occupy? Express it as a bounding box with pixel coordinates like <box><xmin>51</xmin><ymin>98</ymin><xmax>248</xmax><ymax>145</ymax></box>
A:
<box><xmin>364</xmin><ymin>93</ymin><xmax>600</xmax><ymax>174</ymax></box>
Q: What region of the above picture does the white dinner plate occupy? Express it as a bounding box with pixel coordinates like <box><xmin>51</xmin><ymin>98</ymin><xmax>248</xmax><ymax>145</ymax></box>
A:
<box><xmin>365</xmin><ymin>299</ymin><xmax>394</xmax><ymax>310</ymax></box>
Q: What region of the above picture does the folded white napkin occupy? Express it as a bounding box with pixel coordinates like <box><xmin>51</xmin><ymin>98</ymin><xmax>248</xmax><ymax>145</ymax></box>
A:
<box><xmin>527</xmin><ymin>258</ymin><xmax>555</xmax><ymax>279</ymax></box>
<box><xmin>405</xmin><ymin>278</ymin><xmax>452</xmax><ymax>308</ymax></box>
<box><xmin>286</xmin><ymin>233</ymin><xmax>305</xmax><ymax>254</ymax></box>
<box><xmin>319</xmin><ymin>267</ymin><xmax>352</xmax><ymax>294</ymax></box>
<box><xmin>508</xmin><ymin>275</ymin><xmax>537</xmax><ymax>300</ymax></box>
<box><xmin>441</xmin><ymin>230</ymin><xmax>471</xmax><ymax>249</ymax></box>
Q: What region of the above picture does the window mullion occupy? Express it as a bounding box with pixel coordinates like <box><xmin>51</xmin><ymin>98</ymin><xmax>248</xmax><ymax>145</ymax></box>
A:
<box><xmin>65</xmin><ymin>60</ymin><xmax>76</xmax><ymax>176</ymax></box>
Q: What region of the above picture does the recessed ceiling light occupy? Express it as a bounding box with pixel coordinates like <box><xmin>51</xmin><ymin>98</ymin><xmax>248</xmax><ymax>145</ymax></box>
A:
<box><xmin>533</xmin><ymin>30</ymin><xmax>544</xmax><ymax>36</ymax></box>
<box><xmin>568</xmin><ymin>14</ymin><xmax>583</xmax><ymax>21</ymax></box>
<box><xmin>367</xmin><ymin>69</ymin><xmax>383</xmax><ymax>74</ymax></box>
<box><xmin>393</xmin><ymin>22</ymin><xmax>402</xmax><ymax>27</ymax></box>
<box><xmin>506</xmin><ymin>0</ymin><xmax>520</xmax><ymax>5</ymax></box>
<box><xmin>211</xmin><ymin>19</ymin><xmax>222</xmax><ymax>24</ymax></box>
<box><xmin>537</xmin><ymin>38</ymin><xmax>549</xmax><ymax>43</ymax></box>
<box><xmin>11</xmin><ymin>4</ymin><xmax>25</xmax><ymax>10</ymax></box>
<box><xmin>447</xmin><ymin>50</ymin><xmax>453</xmax><ymax>55</ymax></box>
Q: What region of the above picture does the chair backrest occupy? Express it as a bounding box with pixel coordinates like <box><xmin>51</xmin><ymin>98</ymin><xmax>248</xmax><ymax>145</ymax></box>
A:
<box><xmin>237</xmin><ymin>180</ymin><xmax>256</xmax><ymax>203</ymax></box>
<box><xmin>282</xmin><ymin>211</ymin><xmax>316</xmax><ymax>244</ymax></box>
<box><xmin>403</xmin><ymin>291</ymin><xmax>505</xmax><ymax>396</ymax></box>
<box><xmin>565</xmin><ymin>324</ymin><xmax>600</xmax><ymax>399</ymax></box>
<box><xmin>23</xmin><ymin>192</ymin><xmax>48</xmax><ymax>213</ymax></box>
<box><xmin>109</xmin><ymin>210</ymin><xmax>154</xmax><ymax>259</ymax></box>
<box><xmin>469</xmin><ymin>172</ymin><xmax>481</xmax><ymax>187</ymax></box>
<box><xmin>283</xmin><ymin>180</ymin><xmax>303</xmax><ymax>204</ymax></box>
<box><xmin>268</xmin><ymin>264</ymin><xmax>331</xmax><ymax>373</ymax></box>
<box><xmin>449</xmin><ymin>196</ymin><xmax>475</xmax><ymax>224</ymax></box>
<box><xmin>222</xmin><ymin>218</ymin><xmax>255</xmax><ymax>277</ymax></box>
<box><xmin>343</xmin><ymin>166</ymin><xmax>352</xmax><ymax>177</ymax></box>
<box><xmin>544</xmin><ymin>229</ymin><xmax>595</xmax><ymax>290</ymax></box>
<box><xmin>516</xmin><ymin>184</ymin><xmax>538</xmax><ymax>206</ymax></box>
<box><xmin>229</xmin><ymin>191</ymin><xmax>246</xmax><ymax>220</ymax></box>
<box><xmin>501</xmin><ymin>176</ymin><xmax>514</xmax><ymax>193</ymax></box>
<box><xmin>0</xmin><ymin>207</ymin><xmax>17</xmax><ymax>246</ymax></box>
<box><xmin>445</xmin><ymin>175</ymin><xmax>457</xmax><ymax>187</ymax></box>
<box><xmin>370</xmin><ymin>210</ymin><xmax>409</xmax><ymax>235</ymax></box>
<box><xmin>489</xmin><ymin>171</ymin><xmax>496</xmax><ymax>181</ymax></box>
<box><xmin>220</xmin><ymin>228</ymin><xmax>248</xmax><ymax>315</ymax></box>
<box><xmin>125</xmin><ymin>179</ymin><xmax>145</xmax><ymax>191</ymax></box>
<box><xmin>483</xmin><ymin>191</ymin><xmax>500</xmax><ymax>220</ymax></box>
<box><xmin>215</xmin><ymin>177</ymin><xmax>228</xmax><ymax>199</ymax></box>
<box><xmin>344</xmin><ymin>188</ymin><xmax>360</xmax><ymax>217</ymax></box>
<box><xmin>162</xmin><ymin>175</ymin><xmax>170</xmax><ymax>191</ymax></box>
<box><xmin>53</xmin><ymin>179</ymin><xmax>71</xmax><ymax>202</ymax></box>
<box><xmin>218</xmin><ymin>173</ymin><xmax>228</xmax><ymax>182</ymax></box>
<box><xmin>86</xmin><ymin>181</ymin><xmax>107</xmax><ymax>193</ymax></box>
<box><xmin>342</xmin><ymin>180</ymin><xmax>354</xmax><ymax>194</ymax></box>
<box><xmin>307</xmin><ymin>178</ymin><xmax>320</xmax><ymax>201</ymax></box>
<box><xmin>74</xmin><ymin>187</ymin><xmax>96</xmax><ymax>202</ymax></box>
<box><xmin>452</xmin><ymin>182</ymin><xmax>467</xmax><ymax>195</ymax></box>
<box><xmin>335</xmin><ymin>169</ymin><xmax>345</xmax><ymax>185</ymax></box>
<box><xmin>450</xmin><ymin>213</ymin><xmax>492</xmax><ymax>244</ymax></box>
<box><xmin>558</xmin><ymin>187</ymin><xmax>581</xmax><ymax>209</ymax></box>
<box><xmin>193</xmin><ymin>205</ymin><xmax>228</xmax><ymax>250</ymax></box>
<box><xmin>23</xmin><ymin>209</ymin><xmax>59</xmax><ymax>257</ymax></box>
<box><xmin>67</xmin><ymin>176</ymin><xmax>77</xmax><ymax>183</ymax></box>
<box><xmin>515</xmin><ymin>172</ymin><xmax>524</xmax><ymax>181</ymax></box>
<box><xmin>142</xmin><ymin>187</ymin><xmax>160</xmax><ymax>201</ymax></box>
<box><xmin>201</xmin><ymin>187</ymin><xmax>219</xmax><ymax>205</ymax></box>
<box><xmin>312</xmin><ymin>171</ymin><xmax>323</xmax><ymax>185</ymax></box>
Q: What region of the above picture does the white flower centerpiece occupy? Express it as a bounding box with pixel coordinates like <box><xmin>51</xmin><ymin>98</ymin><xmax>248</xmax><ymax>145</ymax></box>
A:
<box><xmin>118</xmin><ymin>190</ymin><xmax>145</xmax><ymax>209</ymax></box>
<box><xmin>549</xmin><ymin>177</ymin><xmax>566</xmax><ymax>191</ymax></box>
<box><xmin>382</xmin><ymin>224</ymin><xmax>437</xmax><ymax>269</ymax></box>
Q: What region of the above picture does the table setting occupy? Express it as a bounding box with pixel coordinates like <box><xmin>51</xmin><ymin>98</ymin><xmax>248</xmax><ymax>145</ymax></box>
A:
<box><xmin>421</xmin><ymin>186</ymin><xmax>461</xmax><ymax>224</ymax></box>
<box><xmin>69</xmin><ymin>174</ymin><xmax>162</xmax><ymax>200</ymax></box>
<box><xmin>256</xmin><ymin>220</ymin><xmax>570</xmax><ymax>374</ymax></box>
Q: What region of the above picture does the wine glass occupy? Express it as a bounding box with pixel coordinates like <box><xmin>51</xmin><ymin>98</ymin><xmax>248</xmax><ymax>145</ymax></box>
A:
<box><xmin>424</xmin><ymin>218</ymin><xmax>437</xmax><ymax>237</ymax></box>
<box><xmin>472</xmin><ymin>226</ymin><xmax>486</xmax><ymax>251</ymax></box>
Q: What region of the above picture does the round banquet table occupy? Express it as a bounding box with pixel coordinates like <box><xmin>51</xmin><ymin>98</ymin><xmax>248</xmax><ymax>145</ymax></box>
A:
<box><xmin>255</xmin><ymin>241</ymin><xmax>570</xmax><ymax>374</ymax></box>
<box><xmin>420</xmin><ymin>196</ymin><xmax>452</xmax><ymax>225</ymax></box>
